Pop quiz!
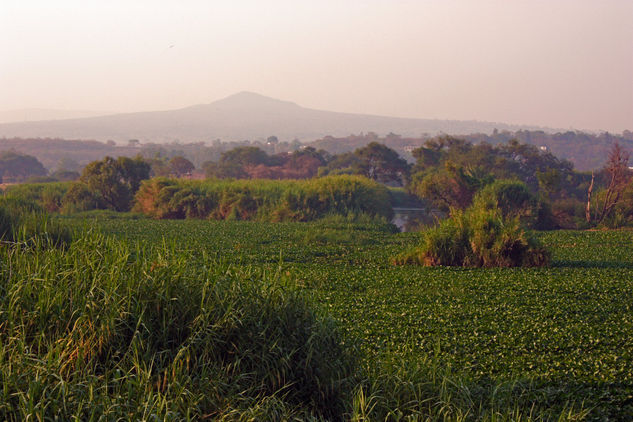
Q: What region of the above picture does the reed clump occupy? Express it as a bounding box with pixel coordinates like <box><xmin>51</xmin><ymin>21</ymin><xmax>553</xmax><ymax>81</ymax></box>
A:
<box><xmin>394</xmin><ymin>199</ymin><xmax>549</xmax><ymax>268</ymax></box>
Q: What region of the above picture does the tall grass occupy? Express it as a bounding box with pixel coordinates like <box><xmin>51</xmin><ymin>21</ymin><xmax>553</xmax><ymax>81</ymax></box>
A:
<box><xmin>349</xmin><ymin>358</ymin><xmax>589</xmax><ymax>421</ymax></box>
<box><xmin>0</xmin><ymin>217</ymin><xmax>588</xmax><ymax>420</ymax></box>
<box><xmin>2</xmin><ymin>182</ymin><xmax>71</xmax><ymax>213</ymax></box>
<box><xmin>0</xmin><ymin>230</ymin><xmax>355</xmax><ymax>420</ymax></box>
<box><xmin>0</xmin><ymin>197</ymin><xmax>71</xmax><ymax>248</ymax></box>
<box><xmin>394</xmin><ymin>206</ymin><xmax>549</xmax><ymax>267</ymax></box>
<box><xmin>134</xmin><ymin>175</ymin><xmax>393</xmax><ymax>221</ymax></box>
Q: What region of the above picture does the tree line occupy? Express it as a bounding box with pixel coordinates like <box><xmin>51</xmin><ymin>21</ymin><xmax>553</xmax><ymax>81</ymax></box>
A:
<box><xmin>2</xmin><ymin>135</ymin><xmax>632</xmax><ymax>228</ymax></box>
<box><xmin>1</xmin><ymin>128</ymin><xmax>631</xmax><ymax>174</ymax></box>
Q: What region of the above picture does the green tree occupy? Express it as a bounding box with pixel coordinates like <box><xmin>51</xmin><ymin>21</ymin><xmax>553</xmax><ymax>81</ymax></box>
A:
<box><xmin>221</xmin><ymin>146</ymin><xmax>269</xmax><ymax>167</ymax></box>
<box><xmin>318</xmin><ymin>152</ymin><xmax>362</xmax><ymax>177</ymax></box>
<box><xmin>202</xmin><ymin>161</ymin><xmax>247</xmax><ymax>179</ymax></box>
<box><xmin>0</xmin><ymin>151</ymin><xmax>47</xmax><ymax>182</ymax></box>
<box><xmin>168</xmin><ymin>156</ymin><xmax>195</xmax><ymax>177</ymax></box>
<box><xmin>202</xmin><ymin>147</ymin><xmax>270</xmax><ymax>179</ymax></box>
<box><xmin>353</xmin><ymin>142</ymin><xmax>410</xmax><ymax>185</ymax></box>
<box><xmin>51</xmin><ymin>169</ymin><xmax>80</xmax><ymax>181</ymax></box>
<box><xmin>79</xmin><ymin>156</ymin><xmax>150</xmax><ymax>211</ymax></box>
<box><xmin>411</xmin><ymin>162</ymin><xmax>493</xmax><ymax>211</ymax></box>
<box><xmin>117</xmin><ymin>156</ymin><xmax>151</xmax><ymax>192</ymax></box>
<box><xmin>61</xmin><ymin>182</ymin><xmax>103</xmax><ymax>213</ymax></box>
<box><xmin>146</xmin><ymin>157</ymin><xmax>171</xmax><ymax>177</ymax></box>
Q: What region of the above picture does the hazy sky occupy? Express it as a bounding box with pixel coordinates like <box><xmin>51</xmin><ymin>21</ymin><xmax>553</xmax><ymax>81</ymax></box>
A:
<box><xmin>2</xmin><ymin>0</ymin><xmax>632</xmax><ymax>132</ymax></box>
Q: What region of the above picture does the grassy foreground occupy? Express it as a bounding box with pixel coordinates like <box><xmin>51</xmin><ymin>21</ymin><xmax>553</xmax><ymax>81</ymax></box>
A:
<box><xmin>3</xmin><ymin>215</ymin><xmax>633</xmax><ymax>420</ymax></box>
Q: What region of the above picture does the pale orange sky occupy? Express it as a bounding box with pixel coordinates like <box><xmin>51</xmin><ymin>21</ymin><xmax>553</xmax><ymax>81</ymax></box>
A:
<box><xmin>1</xmin><ymin>0</ymin><xmax>632</xmax><ymax>132</ymax></box>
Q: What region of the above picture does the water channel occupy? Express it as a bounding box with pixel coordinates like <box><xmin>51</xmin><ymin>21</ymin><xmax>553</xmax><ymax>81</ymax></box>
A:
<box><xmin>391</xmin><ymin>207</ymin><xmax>444</xmax><ymax>232</ymax></box>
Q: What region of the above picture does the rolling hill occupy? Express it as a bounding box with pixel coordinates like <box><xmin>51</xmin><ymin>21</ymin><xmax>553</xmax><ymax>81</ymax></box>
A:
<box><xmin>0</xmin><ymin>92</ymin><xmax>546</xmax><ymax>143</ymax></box>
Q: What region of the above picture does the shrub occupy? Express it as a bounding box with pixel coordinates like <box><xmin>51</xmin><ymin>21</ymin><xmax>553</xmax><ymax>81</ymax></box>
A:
<box><xmin>394</xmin><ymin>205</ymin><xmax>549</xmax><ymax>268</ymax></box>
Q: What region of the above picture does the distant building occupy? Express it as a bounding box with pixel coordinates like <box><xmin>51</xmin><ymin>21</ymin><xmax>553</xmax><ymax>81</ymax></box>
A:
<box><xmin>403</xmin><ymin>145</ymin><xmax>417</xmax><ymax>153</ymax></box>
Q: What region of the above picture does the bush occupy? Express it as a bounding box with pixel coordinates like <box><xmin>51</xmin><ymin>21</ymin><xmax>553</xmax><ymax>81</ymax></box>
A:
<box><xmin>394</xmin><ymin>205</ymin><xmax>549</xmax><ymax>268</ymax></box>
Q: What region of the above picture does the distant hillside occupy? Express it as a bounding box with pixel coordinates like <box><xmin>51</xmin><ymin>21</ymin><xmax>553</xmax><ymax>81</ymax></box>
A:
<box><xmin>0</xmin><ymin>92</ymin><xmax>545</xmax><ymax>143</ymax></box>
<box><xmin>0</xmin><ymin>109</ymin><xmax>111</xmax><ymax>124</ymax></box>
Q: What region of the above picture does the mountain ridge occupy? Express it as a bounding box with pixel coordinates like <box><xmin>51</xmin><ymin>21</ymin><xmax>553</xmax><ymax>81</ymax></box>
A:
<box><xmin>0</xmin><ymin>92</ymin><xmax>552</xmax><ymax>142</ymax></box>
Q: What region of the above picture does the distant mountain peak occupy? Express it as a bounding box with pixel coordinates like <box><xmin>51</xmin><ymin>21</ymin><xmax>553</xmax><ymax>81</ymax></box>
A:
<box><xmin>0</xmin><ymin>91</ymin><xmax>546</xmax><ymax>143</ymax></box>
<box><xmin>206</xmin><ymin>91</ymin><xmax>301</xmax><ymax>110</ymax></box>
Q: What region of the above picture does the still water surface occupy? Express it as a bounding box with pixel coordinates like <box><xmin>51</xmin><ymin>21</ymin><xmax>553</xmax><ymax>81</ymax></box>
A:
<box><xmin>391</xmin><ymin>207</ymin><xmax>443</xmax><ymax>232</ymax></box>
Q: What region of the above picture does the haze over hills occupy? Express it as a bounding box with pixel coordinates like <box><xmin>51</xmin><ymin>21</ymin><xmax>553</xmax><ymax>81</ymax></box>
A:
<box><xmin>0</xmin><ymin>92</ymin><xmax>551</xmax><ymax>143</ymax></box>
<box><xmin>0</xmin><ymin>109</ymin><xmax>112</xmax><ymax>124</ymax></box>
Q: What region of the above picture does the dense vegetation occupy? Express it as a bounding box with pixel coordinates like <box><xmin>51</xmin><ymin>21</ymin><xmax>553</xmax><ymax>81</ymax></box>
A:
<box><xmin>310</xmin><ymin>130</ymin><xmax>633</xmax><ymax>171</ymax></box>
<box><xmin>0</xmin><ymin>197</ymin><xmax>70</xmax><ymax>247</ymax></box>
<box><xmin>2</xmin><ymin>128</ymin><xmax>631</xmax><ymax>177</ymax></box>
<box><xmin>395</xmin><ymin>181</ymin><xmax>549</xmax><ymax>267</ymax></box>
<box><xmin>2</xmin><ymin>192</ymin><xmax>633</xmax><ymax>419</ymax></box>
<box><xmin>2</xmin><ymin>171</ymin><xmax>394</xmax><ymax>222</ymax></box>
<box><xmin>407</xmin><ymin>137</ymin><xmax>633</xmax><ymax>229</ymax></box>
<box><xmin>203</xmin><ymin>145</ymin><xmax>327</xmax><ymax>179</ymax></box>
<box><xmin>3</xmin><ymin>134</ymin><xmax>633</xmax><ymax>232</ymax></box>
<box><xmin>35</xmin><ymin>216</ymin><xmax>633</xmax><ymax>420</ymax></box>
<box><xmin>2</xmin><ymin>156</ymin><xmax>151</xmax><ymax>214</ymax></box>
<box><xmin>134</xmin><ymin>175</ymin><xmax>393</xmax><ymax>221</ymax></box>
<box><xmin>0</xmin><ymin>218</ymin><xmax>354</xmax><ymax>420</ymax></box>
<box><xmin>461</xmin><ymin>129</ymin><xmax>633</xmax><ymax>171</ymax></box>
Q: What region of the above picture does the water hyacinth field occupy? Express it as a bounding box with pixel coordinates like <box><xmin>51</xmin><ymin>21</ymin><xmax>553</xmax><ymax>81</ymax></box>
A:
<box><xmin>2</xmin><ymin>214</ymin><xmax>633</xmax><ymax>420</ymax></box>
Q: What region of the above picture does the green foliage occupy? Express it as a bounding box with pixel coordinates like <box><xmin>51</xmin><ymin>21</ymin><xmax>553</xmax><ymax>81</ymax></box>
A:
<box><xmin>134</xmin><ymin>175</ymin><xmax>394</xmax><ymax>222</ymax></box>
<box><xmin>411</xmin><ymin>161</ymin><xmax>494</xmax><ymax>211</ymax></box>
<box><xmin>352</xmin><ymin>142</ymin><xmax>410</xmax><ymax>184</ymax></box>
<box><xmin>220</xmin><ymin>145</ymin><xmax>270</xmax><ymax>167</ymax></box>
<box><xmin>473</xmin><ymin>179</ymin><xmax>540</xmax><ymax>228</ymax></box>
<box><xmin>168</xmin><ymin>155</ymin><xmax>195</xmax><ymax>177</ymax></box>
<box><xmin>599</xmin><ymin>181</ymin><xmax>633</xmax><ymax>228</ymax></box>
<box><xmin>203</xmin><ymin>146</ymin><xmax>328</xmax><ymax>180</ymax></box>
<box><xmin>408</xmin><ymin>137</ymin><xmax>586</xmax><ymax>217</ymax></box>
<box><xmin>387</xmin><ymin>187</ymin><xmax>424</xmax><ymax>208</ymax></box>
<box><xmin>318</xmin><ymin>143</ymin><xmax>410</xmax><ymax>186</ymax></box>
<box><xmin>0</xmin><ymin>197</ymin><xmax>71</xmax><ymax>248</ymax></box>
<box><xmin>25</xmin><ymin>176</ymin><xmax>58</xmax><ymax>183</ymax></box>
<box><xmin>0</xmin><ymin>231</ymin><xmax>354</xmax><ymax>420</ymax></box>
<box><xmin>80</xmin><ymin>156</ymin><xmax>150</xmax><ymax>211</ymax></box>
<box><xmin>64</xmin><ymin>218</ymin><xmax>633</xmax><ymax>419</ymax></box>
<box><xmin>60</xmin><ymin>182</ymin><xmax>104</xmax><ymax>214</ymax></box>
<box><xmin>395</xmin><ymin>202</ymin><xmax>549</xmax><ymax>268</ymax></box>
<box><xmin>3</xmin><ymin>182</ymin><xmax>71</xmax><ymax>213</ymax></box>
